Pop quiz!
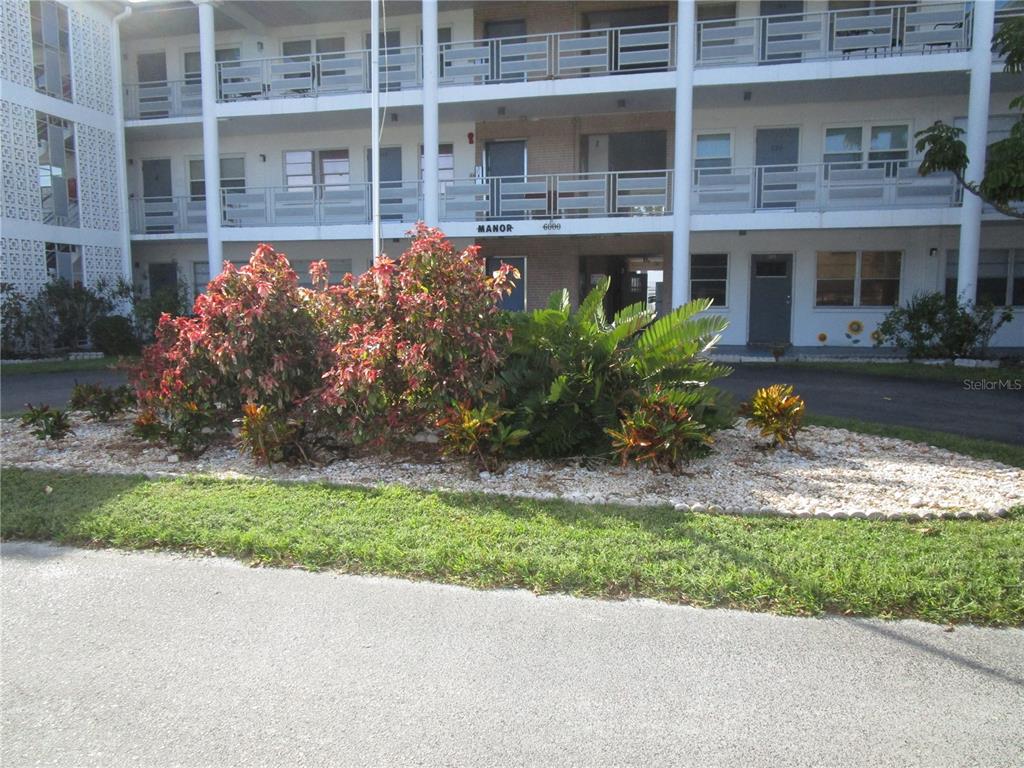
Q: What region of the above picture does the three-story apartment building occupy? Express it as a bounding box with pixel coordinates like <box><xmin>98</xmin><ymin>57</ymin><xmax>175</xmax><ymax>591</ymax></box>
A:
<box><xmin>2</xmin><ymin>0</ymin><xmax>1022</xmax><ymax>349</ymax></box>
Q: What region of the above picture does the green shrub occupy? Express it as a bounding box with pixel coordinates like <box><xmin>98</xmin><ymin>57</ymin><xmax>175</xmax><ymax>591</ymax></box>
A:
<box><xmin>493</xmin><ymin>278</ymin><xmax>733</xmax><ymax>457</ymax></box>
<box><xmin>606</xmin><ymin>389</ymin><xmax>713</xmax><ymax>470</ymax></box>
<box><xmin>875</xmin><ymin>292</ymin><xmax>1013</xmax><ymax>359</ymax></box>
<box><xmin>20</xmin><ymin>404</ymin><xmax>73</xmax><ymax>441</ymax></box>
<box><xmin>237</xmin><ymin>403</ymin><xmax>311</xmax><ymax>466</ymax></box>
<box><xmin>437</xmin><ymin>401</ymin><xmax>528</xmax><ymax>472</ymax></box>
<box><xmin>69</xmin><ymin>382</ymin><xmax>135</xmax><ymax>421</ymax></box>
<box><xmin>741</xmin><ymin>384</ymin><xmax>805</xmax><ymax>448</ymax></box>
<box><xmin>90</xmin><ymin>315</ymin><xmax>139</xmax><ymax>356</ymax></box>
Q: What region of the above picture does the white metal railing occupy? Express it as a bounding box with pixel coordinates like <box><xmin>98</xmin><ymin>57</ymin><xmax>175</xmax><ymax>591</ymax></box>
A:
<box><xmin>124</xmin><ymin>80</ymin><xmax>202</xmax><ymax>120</ymax></box>
<box><xmin>439</xmin><ymin>171</ymin><xmax>673</xmax><ymax>220</ymax></box>
<box><xmin>218</xmin><ymin>182</ymin><xmax>422</xmax><ymax>227</ymax></box>
<box><xmin>130</xmin><ymin>196</ymin><xmax>207</xmax><ymax>234</ymax></box>
<box><xmin>691</xmin><ymin>161</ymin><xmax>957</xmax><ymax>213</ymax></box>
<box><xmin>440</xmin><ymin>22</ymin><xmax>676</xmax><ymax>85</ymax></box>
<box><xmin>216</xmin><ymin>46</ymin><xmax>422</xmax><ymax>102</ymax></box>
<box><xmin>695</xmin><ymin>2</ymin><xmax>970</xmax><ymax>67</ymax></box>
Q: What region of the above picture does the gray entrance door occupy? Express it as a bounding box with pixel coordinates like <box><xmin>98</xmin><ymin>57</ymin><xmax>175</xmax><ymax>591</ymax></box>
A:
<box><xmin>484</xmin><ymin>19</ymin><xmax>527</xmax><ymax>82</ymax></box>
<box><xmin>486</xmin><ymin>140</ymin><xmax>526</xmax><ymax>218</ymax></box>
<box><xmin>755</xmin><ymin>127</ymin><xmax>799</xmax><ymax>208</ymax></box>
<box><xmin>367</xmin><ymin>147</ymin><xmax>403</xmax><ymax>220</ymax></box>
<box><xmin>142</xmin><ymin>158</ymin><xmax>172</xmax><ymax>233</ymax></box>
<box><xmin>748</xmin><ymin>253</ymin><xmax>792</xmax><ymax>345</ymax></box>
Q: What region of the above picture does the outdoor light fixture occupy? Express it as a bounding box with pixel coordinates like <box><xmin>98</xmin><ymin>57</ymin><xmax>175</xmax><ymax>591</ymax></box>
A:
<box><xmin>497</xmin><ymin>106</ymin><xmax>506</xmax><ymax>116</ymax></box>
<box><xmin>617</xmin><ymin>98</ymin><xmax>626</xmax><ymax>108</ymax></box>
<box><xmin>391</xmin><ymin>112</ymin><xmax>398</xmax><ymax>122</ymax></box>
<box><xmin>257</xmin><ymin>41</ymin><xmax>263</xmax><ymax>51</ymax></box>
<box><xmin>467</xmin><ymin>131</ymin><xmax>474</xmax><ymax>144</ymax></box>
<box><xmin>929</xmin><ymin>248</ymin><xmax>939</xmax><ymax>257</ymax></box>
<box><xmin>743</xmin><ymin>90</ymin><xmax>752</xmax><ymax>101</ymax></box>
<box><xmin>259</xmin><ymin>154</ymin><xmax>266</xmax><ymax>161</ymax></box>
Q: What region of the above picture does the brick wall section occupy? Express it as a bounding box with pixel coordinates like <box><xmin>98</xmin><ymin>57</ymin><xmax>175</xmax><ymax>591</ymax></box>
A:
<box><xmin>478</xmin><ymin>233</ymin><xmax>672</xmax><ymax>310</ymax></box>
<box><xmin>472</xmin><ymin>2</ymin><xmax>677</xmax><ymax>38</ymax></box>
<box><xmin>473</xmin><ymin>113</ymin><xmax>676</xmax><ymax>173</ymax></box>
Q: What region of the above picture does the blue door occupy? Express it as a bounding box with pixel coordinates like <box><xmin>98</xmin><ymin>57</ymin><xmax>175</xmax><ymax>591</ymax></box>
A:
<box><xmin>487</xmin><ymin>257</ymin><xmax>526</xmax><ymax>311</ymax></box>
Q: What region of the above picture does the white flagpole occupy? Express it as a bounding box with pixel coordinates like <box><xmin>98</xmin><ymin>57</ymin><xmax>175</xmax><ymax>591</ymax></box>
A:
<box><xmin>370</xmin><ymin>0</ymin><xmax>381</xmax><ymax>263</ymax></box>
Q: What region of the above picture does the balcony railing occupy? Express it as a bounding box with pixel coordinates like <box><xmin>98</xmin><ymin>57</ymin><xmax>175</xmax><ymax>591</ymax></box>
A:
<box><xmin>218</xmin><ymin>182</ymin><xmax>422</xmax><ymax>226</ymax></box>
<box><xmin>440</xmin><ymin>171</ymin><xmax>673</xmax><ymax>221</ymax></box>
<box><xmin>216</xmin><ymin>46</ymin><xmax>422</xmax><ymax>102</ymax></box>
<box><xmin>695</xmin><ymin>2</ymin><xmax>971</xmax><ymax>67</ymax></box>
<box><xmin>130</xmin><ymin>196</ymin><xmax>207</xmax><ymax>234</ymax></box>
<box><xmin>440</xmin><ymin>22</ymin><xmax>677</xmax><ymax>85</ymax></box>
<box><xmin>124</xmin><ymin>80</ymin><xmax>202</xmax><ymax>120</ymax></box>
<box><xmin>691</xmin><ymin>162</ymin><xmax>957</xmax><ymax>214</ymax></box>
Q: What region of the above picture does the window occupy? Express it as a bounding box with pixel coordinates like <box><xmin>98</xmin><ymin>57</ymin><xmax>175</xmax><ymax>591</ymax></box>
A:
<box><xmin>823</xmin><ymin>124</ymin><xmax>909</xmax><ymax>176</ymax></box>
<box><xmin>816</xmin><ymin>251</ymin><xmax>901</xmax><ymax>306</ymax></box>
<box><xmin>697</xmin><ymin>2</ymin><xmax>737</xmax><ymax>22</ymax></box>
<box><xmin>824</xmin><ymin>127</ymin><xmax>862</xmax><ymax>169</ymax></box>
<box><xmin>945</xmin><ymin>250</ymin><xmax>1024</xmax><ymax>307</ymax></box>
<box><xmin>30</xmin><ymin>1</ymin><xmax>72</xmax><ymax>100</ymax></box>
<box><xmin>189</xmin><ymin>157</ymin><xmax>246</xmax><ymax>200</ymax></box>
<box><xmin>45</xmin><ymin>242</ymin><xmax>82</xmax><ymax>285</ymax></box>
<box><xmin>690</xmin><ymin>254</ymin><xmax>728</xmax><ymax>306</ymax></box>
<box><xmin>695</xmin><ymin>133</ymin><xmax>732</xmax><ymax>174</ymax></box>
<box><xmin>192</xmin><ymin>261</ymin><xmax>210</xmax><ymax>301</ymax></box>
<box><xmin>184</xmin><ymin>48</ymin><xmax>241</xmax><ymax>85</ymax></box>
<box><xmin>37</xmin><ymin>112</ymin><xmax>77</xmax><ymax>227</ymax></box>
<box><xmin>284</xmin><ymin>149</ymin><xmax>350</xmax><ymax>190</ymax></box>
<box><xmin>419</xmin><ymin>144</ymin><xmax>455</xmax><ymax>181</ymax></box>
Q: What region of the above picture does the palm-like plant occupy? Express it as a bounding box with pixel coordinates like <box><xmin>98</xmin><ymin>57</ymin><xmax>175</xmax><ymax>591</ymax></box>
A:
<box><xmin>494</xmin><ymin>278</ymin><xmax>734</xmax><ymax>457</ymax></box>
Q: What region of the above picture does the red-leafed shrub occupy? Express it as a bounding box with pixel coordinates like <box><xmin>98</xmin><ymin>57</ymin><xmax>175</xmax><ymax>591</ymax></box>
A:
<box><xmin>320</xmin><ymin>223</ymin><xmax>518</xmax><ymax>444</ymax></box>
<box><xmin>132</xmin><ymin>243</ymin><xmax>332</xmax><ymax>455</ymax></box>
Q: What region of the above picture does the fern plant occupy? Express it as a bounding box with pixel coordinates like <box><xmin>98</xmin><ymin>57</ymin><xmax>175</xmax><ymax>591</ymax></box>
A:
<box><xmin>493</xmin><ymin>278</ymin><xmax>733</xmax><ymax>457</ymax></box>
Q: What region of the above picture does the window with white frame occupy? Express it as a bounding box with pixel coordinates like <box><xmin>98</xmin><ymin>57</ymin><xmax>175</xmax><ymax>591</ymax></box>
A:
<box><xmin>418</xmin><ymin>144</ymin><xmax>455</xmax><ymax>181</ymax></box>
<box><xmin>45</xmin><ymin>242</ymin><xmax>82</xmax><ymax>285</ymax></box>
<box><xmin>690</xmin><ymin>254</ymin><xmax>728</xmax><ymax>307</ymax></box>
<box><xmin>695</xmin><ymin>133</ymin><xmax>732</xmax><ymax>177</ymax></box>
<box><xmin>36</xmin><ymin>112</ymin><xmax>77</xmax><ymax>227</ymax></box>
<box><xmin>816</xmin><ymin>250</ymin><xmax>901</xmax><ymax>306</ymax></box>
<box><xmin>823</xmin><ymin>124</ymin><xmax>909</xmax><ymax>176</ymax></box>
<box><xmin>184</xmin><ymin>48</ymin><xmax>241</xmax><ymax>85</ymax></box>
<box><xmin>30</xmin><ymin>1</ymin><xmax>72</xmax><ymax>101</ymax></box>
<box><xmin>945</xmin><ymin>250</ymin><xmax>1024</xmax><ymax>307</ymax></box>
<box><xmin>188</xmin><ymin>157</ymin><xmax>246</xmax><ymax>200</ymax></box>
<box><xmin>284</xmin><ymin>149</ymin><xmax>351</xmax><ymax>190</ymax></box>
<box><xmin>192</xmin><ymin>261</ymin><xmax>209</xmax><ymax>301</ymax></box>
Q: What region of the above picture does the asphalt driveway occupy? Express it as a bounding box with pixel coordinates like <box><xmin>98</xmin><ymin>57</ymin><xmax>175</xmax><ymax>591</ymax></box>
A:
<box><xmin>3</xmin><ymin>543</ymin><xmax>1023</xmax><ymax>768</ymax></box>
<box><xmin>717</xmin><ymin>364</ymin><xmax>1023</xmax><ymax>445</ymax></box>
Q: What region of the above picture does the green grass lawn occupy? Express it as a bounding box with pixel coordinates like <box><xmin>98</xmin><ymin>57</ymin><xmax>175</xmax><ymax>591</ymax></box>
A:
<box><xmin>805</xmin><ymin>414</ymin><xmax>1024</xmax><ymax>468</ymax></box>
<box><xmin>780</xmin><ymin>360</ymin><xmax>1023</xmax><ymax>384</ymax></box>
<box><xmin>3</xmin><ymin>467</ymin><xmax>1022</xmax><ymax>627</ymax></box>
<box><xmin>1</xmin><ymin>357</ymin><xmax>136</xmax><ymax>376</ymax></box>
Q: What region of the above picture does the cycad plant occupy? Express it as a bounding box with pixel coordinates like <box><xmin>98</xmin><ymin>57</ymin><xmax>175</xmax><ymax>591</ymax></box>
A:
<box><xmin>493</xmin><ymin>277</ymin><xmax>734</xmax><ymax>457</ymax></box>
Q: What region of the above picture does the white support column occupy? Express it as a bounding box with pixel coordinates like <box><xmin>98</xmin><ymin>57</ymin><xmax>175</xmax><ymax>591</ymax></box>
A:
<box><xmin>956</xmin><ymin>1</ymin><xmax>995</xmax><ymax>302</ymax></box>
<box><xmin>370</xmin><ymin>0</ymin><xmax>382</xmax><ymax>262</ymax></box>
<box><xmin>670</xmin><ymin>1</ymin><xmax>695</xmax><ymax>309</ymax></box>
<box><xmin>111</xmin><ymin>6</ymin><xmax>133</xmax><ymax>289</ymax></box>
<box><xmin>197</xmin><ymin>0</ymin><xmax>223</xmax><ymax>277</ymax></box>
<box><xmin>422</xmin><ymin>0</ymin><xmax>439</xmax><ymax>225</ymax></box>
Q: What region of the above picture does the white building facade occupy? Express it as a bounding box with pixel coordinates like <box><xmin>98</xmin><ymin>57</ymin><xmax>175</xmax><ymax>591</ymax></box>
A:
<box><xmin>2</xmin><ymin>0</ymin><xmax>1022</xmax><ymax>350</ymax></box>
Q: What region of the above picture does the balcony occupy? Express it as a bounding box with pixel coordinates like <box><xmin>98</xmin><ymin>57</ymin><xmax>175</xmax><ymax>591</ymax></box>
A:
<box><xmin>695</xmin><ymin>3</ymin><xmax>971</xmax><ymax>68</ymax></box>
<box><xmin>219</xmin><ymin>182</ymin><xmax>422</xmax><ymax>227</ymax></box>
<box><xmin>439</xmin><ymin>23</ymin><xmax>676</xmax><ymax>85</ymax></box>
<box><xmin>439</xmin><ymin>171</ymin><xmax>673</xmax><ymax>220</ymax></box>
<box><xmin>130</xmin><ymin>196</ymin><xmax>206</xmax><ymax>234</ymax></box>
<box><xmin>215</xmin><ymin>46</ymin><xmax>422</xmax><ymax>102</ymax></box>
<box><xmin>124</xmin><ymin>81</ymin><xmax>202</xmax><ymax>120</ymax></box>
<box><xmin>691</xmin><ymin>162</ymin><xmax>957</xmax><ymax>214</ymax></box>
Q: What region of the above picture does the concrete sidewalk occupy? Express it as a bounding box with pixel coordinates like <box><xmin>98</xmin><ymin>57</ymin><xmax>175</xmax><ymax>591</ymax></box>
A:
<box><xmin>3</xmin><ymin>543</ymin><xmax>1022</xmax><ymax>767</ymax></box>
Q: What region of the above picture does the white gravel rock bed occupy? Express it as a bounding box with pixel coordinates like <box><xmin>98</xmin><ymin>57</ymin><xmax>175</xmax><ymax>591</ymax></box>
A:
<box><xmin>2</xmin><ymin>415</ymin><xmax>1021</xmax><ymax>520</ymax></box>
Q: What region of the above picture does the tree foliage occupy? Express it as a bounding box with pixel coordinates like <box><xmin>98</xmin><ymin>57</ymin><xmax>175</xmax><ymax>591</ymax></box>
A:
<box><xmin>915</xmin><ymin>17</ymin><xmax>1024</xmax><ymax>219</ymax></box>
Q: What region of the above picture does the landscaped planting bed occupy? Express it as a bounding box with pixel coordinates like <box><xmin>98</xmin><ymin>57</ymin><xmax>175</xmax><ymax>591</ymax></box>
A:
<box><xmin>3</xmin><ymin>413</ymin><xmax>1020</xmax><ymax>520</ymax></box>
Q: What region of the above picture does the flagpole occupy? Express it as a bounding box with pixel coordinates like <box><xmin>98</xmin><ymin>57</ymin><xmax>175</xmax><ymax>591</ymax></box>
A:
<box><xmin>370</xmin><ymin>0</ymin><xmax>381</xmax><ymax>263</ymax></box>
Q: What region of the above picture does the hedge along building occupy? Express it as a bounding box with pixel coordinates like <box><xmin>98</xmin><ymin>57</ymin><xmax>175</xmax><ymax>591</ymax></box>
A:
<box><xmin>1</xmin><ymin>0</ymin><xmax>1022</xmax><ymax>350</ymax></box>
